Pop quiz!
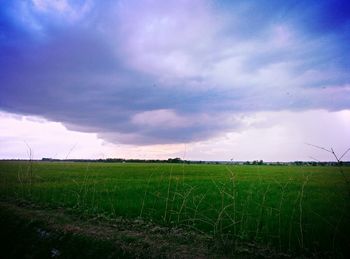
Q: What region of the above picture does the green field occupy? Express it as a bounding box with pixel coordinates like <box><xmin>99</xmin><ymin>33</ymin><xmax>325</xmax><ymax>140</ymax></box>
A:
<box><xmin>0</xmin><ymin>161</ymin><xmax>349</xmax><ymax>257</ymax></box>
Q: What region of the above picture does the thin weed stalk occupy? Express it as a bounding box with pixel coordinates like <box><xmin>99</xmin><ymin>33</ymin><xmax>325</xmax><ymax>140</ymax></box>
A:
<box><xmin>298</xmin><ymin>173</ymin><xmax>310</xmax><ymax>250</ymax></box>
<box><xmin>163</xmin><ymin>165</ymin><xmax>173</xmax><ymax>222</ymax></box>
<box><xmin>139</xmin><ymin>172</ymin><xmax>154</xmax><ymax>218</ymax></box>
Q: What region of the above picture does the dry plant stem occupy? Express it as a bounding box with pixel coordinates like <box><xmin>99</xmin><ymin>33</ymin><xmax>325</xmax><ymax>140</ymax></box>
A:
<box><xmin>169</xmin><ymin>176</ymin><xmax>179</xmax><ymax>221</ymax></box>
<box><xmin>299</xmin><ymin>173</ymin><xmax>310</xmax><ymax>250</ymax></box>
<box><xmin>239</xmin><ymin>186</ymin><xmax>253</xmax><ymax>239</ymax></box>
<box><xmin>331</xmin><ymin>148</ymin><xmax>350</xmax><ymax>196</ymax></box>
<box><xmin>139</xmin><ymin>172</ymin><xmax>154</xmax><ymax>218</ymax></box>
<box><xmin>91</xmin><ymin>175</ymin><xmax>98</xmax><ymax>212</ymax></box>
<box><xmin>273</xmin><ymin>178</ymin><xmax>286</xmax><ymax>251</ymax></box>
<box><xmin>65</xmin><ymin>143</ymin><xmax>77</xmax><ymax>160</ymax></box>
<box><xmin>278</xmin><ymin>181</ymin><xmax>289</xmax><ymax>251</ymax></box>
<box><xmin>24</xmin><ymin>142</ymin><xmax>33</xmax><ymax>187</ymax></box>
<box><xmin>226</xmin><ymin>166</ymin><xmax>237</xmax><ymax>236</ymax></box>
<box><xmin>177</xmin><ymin>185</ymin><xmax>195</xmax><ymax>223</ymax></box>
<box><xmin>182</xmin><ymin>145</ymin><xmax>186</xmax><ymax>183</ymax></box>
<box><xmin>191</xmin><ymin>192</ymin><xmax>207</xmax><ymax>227</ymax></box>
<box><xmin>79</xmin><ymin>163</ymin><xmax>91</xmax><ymax>209</ymax></box>
<box><xmin>255</xmin><ymin>183</ymin><xmax>270</xmax><ymax>240</ymax></box>
<box><xmin>214</xmin><ymin>203</ymin><xmax>234</xmax><ymax>236</ymax></box>
<box><xmin>288</xmin><ymin>190</ymin><xmax>300</xmax><ymax>252</ymax></box>
<box><xmin>163</xmin><ymin>165</ymin><xmax>173</xmax><ymax>222</ymax></box>
<box><xmin>106</xmin><ymin>185</ymin><xmax>116</xmax><ymax>217</ymax></box>
<box><xmin>211</xmin><ymin>179</ymin><xmax>225</xmax><ymax>236</ymax></box>
<box><xmin>306</xmin><ymin>143</ymin><xmax>350</xmax><ymax>196</ymax></box>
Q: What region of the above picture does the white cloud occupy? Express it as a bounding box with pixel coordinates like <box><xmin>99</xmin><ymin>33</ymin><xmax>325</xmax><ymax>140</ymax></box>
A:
<box><xmin>186</xmin><ymin>109</ymin><xmax>350</xmax><ymax>161</ymax></box>
<box><xmin>0</xmin><ymin>112</ymin><xmax>114</xmax><ymax>159</ymax></box>
<box><xmin>1</xmin><ymin>110</ymin><xmax>349</xmax><ymax>161</ymax></box>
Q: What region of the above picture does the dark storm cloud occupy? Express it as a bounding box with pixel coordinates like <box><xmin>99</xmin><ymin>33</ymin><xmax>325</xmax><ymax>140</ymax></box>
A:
<box><xmin>0</xmin><ymin>0</ymin><xmax>349</xmax><ymax>144</ymax></box>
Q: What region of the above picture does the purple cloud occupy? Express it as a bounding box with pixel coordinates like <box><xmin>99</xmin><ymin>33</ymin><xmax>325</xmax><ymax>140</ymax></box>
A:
<box><xmin>0</xmin><ymin>0</ymin><xmax>349</xmax><ymax>145</ymax></box>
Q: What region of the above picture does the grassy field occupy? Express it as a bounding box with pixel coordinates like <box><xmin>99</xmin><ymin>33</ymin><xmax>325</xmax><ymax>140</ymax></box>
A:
<box><xmin>0</xmin><ymin>161</ymin><xmax>349</xmax><ymax>257</ymax></box>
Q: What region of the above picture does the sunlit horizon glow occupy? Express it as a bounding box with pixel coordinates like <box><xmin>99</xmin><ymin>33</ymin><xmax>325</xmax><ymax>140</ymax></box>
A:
<box><xmin>1</xmin><ymin>0</ymin><xmax>350</xmax><ymax>161</ymax></box>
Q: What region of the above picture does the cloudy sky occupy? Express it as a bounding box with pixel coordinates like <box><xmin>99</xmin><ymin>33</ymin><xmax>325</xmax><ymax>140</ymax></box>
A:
<box><xmin>1</xmin><ymin>0</ymin><xmax>350</xmax><ymax>161</ymax></box>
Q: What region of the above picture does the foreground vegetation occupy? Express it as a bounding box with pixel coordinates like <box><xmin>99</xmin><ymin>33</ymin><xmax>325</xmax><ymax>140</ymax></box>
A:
<box><xmin>0</xmin><ymin>161</ymin><xmax>349</xmax><ymax>257</ymax></box>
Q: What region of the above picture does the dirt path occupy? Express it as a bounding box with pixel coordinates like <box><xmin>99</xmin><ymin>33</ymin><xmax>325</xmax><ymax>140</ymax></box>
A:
<box><xmin>0</xmin><ymin>200</ymin><xmax>295</xmax><ymax>258</ymax></box>
<box><xmin>0</xmin><ymin>200</ymin><xmax>217</xmax><ymax>258</ymax></box>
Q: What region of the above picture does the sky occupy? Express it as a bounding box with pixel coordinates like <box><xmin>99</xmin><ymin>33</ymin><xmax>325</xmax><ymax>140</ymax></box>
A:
<box><xmin>0</xmin><ymin>0</ymin><xmax>350</xmax><ymax>161</ymax></box>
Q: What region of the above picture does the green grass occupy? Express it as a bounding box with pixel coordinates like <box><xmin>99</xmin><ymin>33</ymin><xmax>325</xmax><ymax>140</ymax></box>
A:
<box><xmin>0</xmin><ymin>161</ymin><xmax>349</xmax><ymax>257</ymax></box>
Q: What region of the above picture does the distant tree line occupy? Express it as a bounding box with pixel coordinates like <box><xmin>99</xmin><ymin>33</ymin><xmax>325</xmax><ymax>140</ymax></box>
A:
<box><xmin>38</xmin><ymin>157</ymin><xmax>350</xmax><ymax>166</ymax></box>
<box><xmin>41</xmin><ymin>157</ymin><xmax>188</xmax><ymax>164</ymax></box>
<box><xmin>242</xmin><ymin>160</ymin><xmax>349</xmax><ymax>166</ymax></box>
